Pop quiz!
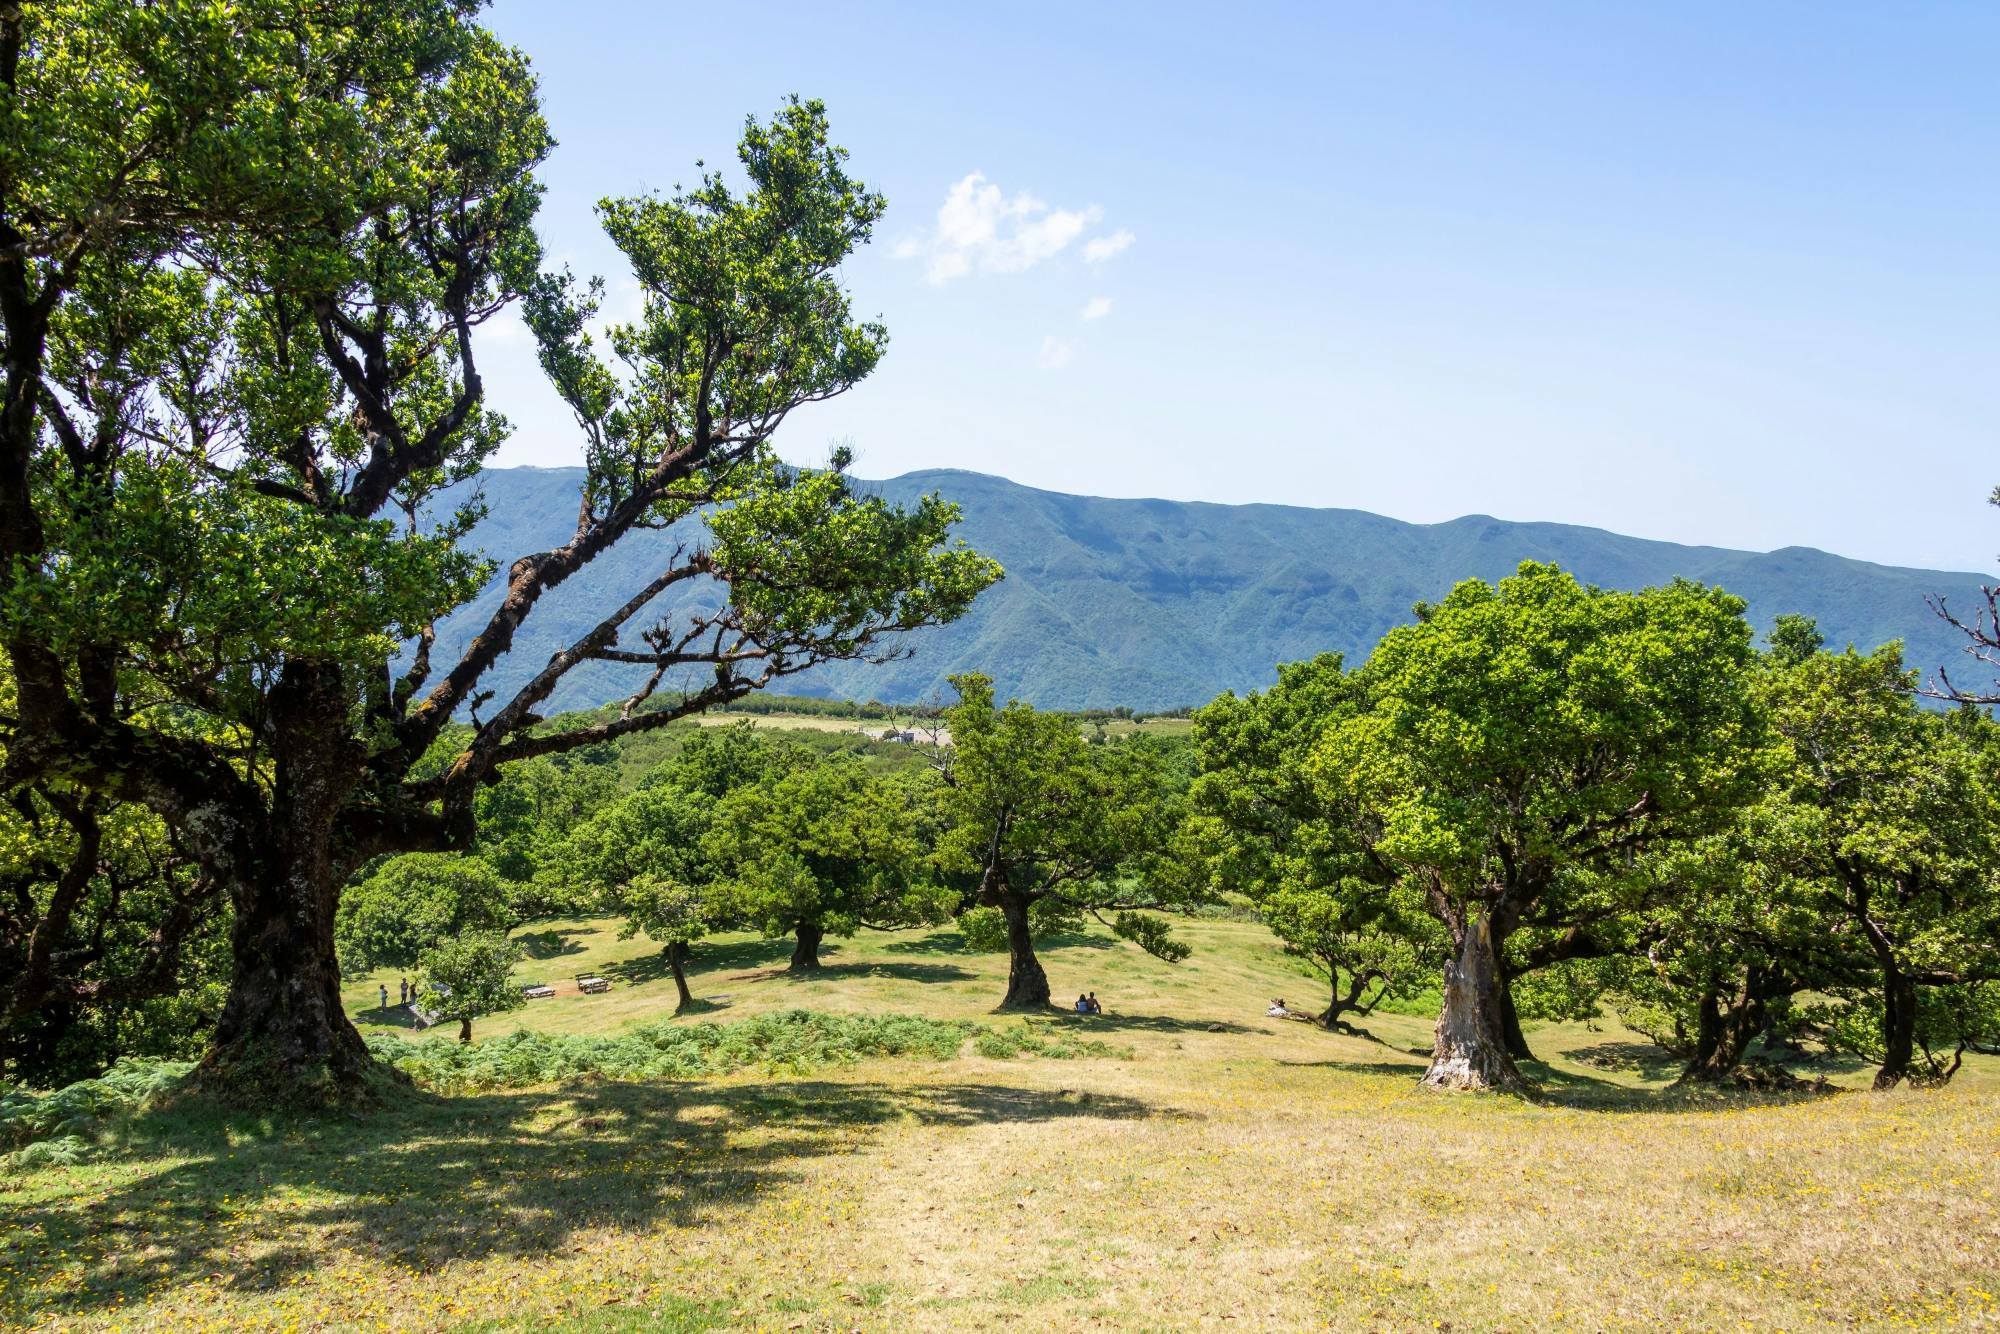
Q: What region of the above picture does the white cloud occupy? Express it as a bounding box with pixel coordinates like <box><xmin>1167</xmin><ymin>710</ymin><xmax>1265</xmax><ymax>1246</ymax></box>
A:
<box><xmin>902</xmin><ymin>172</ymin><xmax>1108</xmax><ymax>285</ymax></box>
<box><xmin>1080</xmin><ymin>296</ymin><xmax>1113</xmax><ymax>321</ymax></box>
<box><xmin>1082</xmin><ymin>229</ymin><xmax>1135</xmax><ymax>264</ymax></box>
<box><xmin>1036</xmin><ymin>335</ymin><xmax>1074</xmax><ymax>370</ymax></box>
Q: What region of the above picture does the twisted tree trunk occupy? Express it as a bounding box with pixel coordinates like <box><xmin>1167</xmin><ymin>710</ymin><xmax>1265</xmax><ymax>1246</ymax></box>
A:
<box><xmin>1318</xmin><ymin>968</ymin><xmax>1386</xmax><ymax>1035</ymax></box>
<box><xmin>1681</xmin><ymin>964</ymin><xmax>1791</xmax><ymax>1083</ymax></box>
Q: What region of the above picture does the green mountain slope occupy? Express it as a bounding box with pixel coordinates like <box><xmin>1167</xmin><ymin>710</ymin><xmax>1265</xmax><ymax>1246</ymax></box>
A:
<box><xmin>433</xmin><ymin>466</ymin><xmax>1995</xmax><ymax>712</ymax></box>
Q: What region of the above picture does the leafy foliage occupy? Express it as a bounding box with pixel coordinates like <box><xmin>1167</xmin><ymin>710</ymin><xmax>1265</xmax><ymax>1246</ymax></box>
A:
<box><xmin>337</xmin><ymin>855</ymin><xmax>514</xmax><ymax>974</ymax></box>
<box><xmin>1</xmin><ymin>1057</ymin><xmax>189</xmax><ymax>1170</ymax></box>
<box><xmin>1</xmin><ymin>17</ymin><xmax>997</xmax><ymax>1102</ymax></box>
<box><xmin>1188</xmin><ymin>653</ymin><xmax>1443</xmax><ymax>1028</ymax></box>
<box><xmin>937</xmin><ymin>674</ymin><xmax>1198</xmax><ymax>1005</ymax></box>
<box><xmin>705</xmin><ymin>758</ymin><xmax>952</xmax><ymax>955</ymax></box>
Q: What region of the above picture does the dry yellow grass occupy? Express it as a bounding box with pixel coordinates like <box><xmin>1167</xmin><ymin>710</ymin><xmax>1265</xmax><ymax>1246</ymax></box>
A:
<box><xmin>8</xmin><ymin>918</ymin><xmax>1999</xmax><ymax>1333</ymax></box>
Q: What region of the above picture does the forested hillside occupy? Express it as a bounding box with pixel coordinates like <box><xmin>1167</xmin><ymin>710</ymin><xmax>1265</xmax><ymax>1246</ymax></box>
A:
<box><xmin>440</xmin><ymin>466</ymin><xmax>1994</xmax><ymax>711</ymax></box>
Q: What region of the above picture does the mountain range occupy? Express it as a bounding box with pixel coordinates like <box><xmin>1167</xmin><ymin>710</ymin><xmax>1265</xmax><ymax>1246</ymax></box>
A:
<box><xmin>434</xmin><ymin>466</ymin><xmax>1996</xmax><ymax>713</ymax></box>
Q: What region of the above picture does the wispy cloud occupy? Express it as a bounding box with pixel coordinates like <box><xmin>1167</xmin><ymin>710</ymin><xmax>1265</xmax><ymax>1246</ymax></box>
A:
<box><xmin>898</xmin><ymin>173</ymin><xmax>1120</xmax><ymax>285</ymax></box>
<box><xmin>1080</xmin><ymin>296</ymin><xmax>1113</xmax><ymax>321</ymax></box>
<box><xmin>1083</xmin><ymin>229</ymin><xmax>1135</xmax><ymax>264</ymax></box>
<box><xmin>1036</xmin><ymin>335</ymin><xmax>1074</xmax><ymax>370</ymax></box>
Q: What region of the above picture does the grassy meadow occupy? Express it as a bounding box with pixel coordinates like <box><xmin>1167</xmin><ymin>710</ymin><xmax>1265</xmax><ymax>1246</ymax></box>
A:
<box><xmin>6</xmin><ymin>913</ymin><xmax>1998</xmax><ymax>1333</ymax></box>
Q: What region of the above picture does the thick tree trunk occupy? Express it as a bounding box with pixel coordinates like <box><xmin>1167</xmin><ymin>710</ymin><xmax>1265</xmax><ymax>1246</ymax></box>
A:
<box><xmin>667</xmin><ymin>941</ymin><xmax>694</xmax><ymax>1013</ymax></box>
<box><xmin>1874</xmin><ymin>970</ymin><xmax>1917</xmax><ymax>1091</ymax></box>
<box><xmin>1683</xmin><ymin>978</ymin><xmax>1762</xmax><ymax>1082</ymax></box>
<box><xmin>194</xmin><ymin>852</ymin><xmax>378</xmax><ymax>1105</ymax></box>
<box><xmin>1496</xmin><ymin>968</ymin><xmax>1536</xmax><ymax>1062</ymax></box>
<box><xmin>190</xmin><ymin>665</ymin><xmax>382</xmax><ymax>1108</ymax></box>
<box><xmin>1423</xmin><ymin>912</ymin><xmax>1529</xmax><ymax>1093</ymax></box>
<box><xmin>998</xmin><ymin>891</ymin><xmax>1050</xmax><ymax>1010</ymax></box>
<box><xmin>1681</xmin><ymin>965</ymin><xmax>1793</xmax><ymax>1083</ymax></box>
<box><xmin>790</xmin><ymin>921</ymin><xmax>824</xmax><ymax>972</ymax></box>
<box><xmin>458</xmin><ymin>1016</ymin><xmax>472</xmax><ymax>1043</ymax></box>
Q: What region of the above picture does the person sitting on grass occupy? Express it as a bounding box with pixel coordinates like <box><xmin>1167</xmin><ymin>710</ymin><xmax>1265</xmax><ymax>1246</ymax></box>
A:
<box><xmin>1075</xmin><ymin>994</ymin><xmax>1091</xmax><ymax>1013</ymax></box>
<box><xmin>1086</xmin><ymin>992</ymin><xmax>1102</xmax><ymax>1015</ymax></box>
<box><xmin>1268</xmin><ymin>998</ymin><xmax>1290</xmax><ymax>1018</ymax></box>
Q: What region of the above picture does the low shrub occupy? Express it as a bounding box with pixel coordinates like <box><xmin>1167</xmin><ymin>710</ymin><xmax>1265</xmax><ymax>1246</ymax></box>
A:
<box><xmin>368</xmin><ymin>1008</ymin><xmax>1130</xmax><ymax>1093</ymax></box>
<box><xmin>1</xmin><ymin>1057</ymin><xmax>191</xmax><ymax>1170</ymax></box>
<box><xmin>974</xmin><ymin>1020</ymin><xmax>1132</xmax><ymax>1061</ymax></box>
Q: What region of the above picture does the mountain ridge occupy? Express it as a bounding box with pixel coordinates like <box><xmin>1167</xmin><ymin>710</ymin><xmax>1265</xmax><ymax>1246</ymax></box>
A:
<box><xmin>432</xmin><ymin>465</ymin><xmax>1995</xmax><ymax>713</ymax></box>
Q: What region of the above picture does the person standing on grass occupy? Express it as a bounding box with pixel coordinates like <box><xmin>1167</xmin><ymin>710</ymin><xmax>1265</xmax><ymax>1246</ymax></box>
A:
<box><xmin>379</xmin><ymin>984</ymin><xmax>388</xmax><ymax>1012</ymax></box>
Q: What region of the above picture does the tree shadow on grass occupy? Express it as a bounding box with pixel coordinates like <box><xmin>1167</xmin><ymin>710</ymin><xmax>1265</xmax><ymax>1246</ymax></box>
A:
<box><xmin>688</xmin><ymin>937</ymin><xmax>796</xmax><ymax>974</ymax></box>
<box><xmin>783</xmin><ymin>961</ymin><xmax>976</xmax><ymax>985</ymax></box>
<box><xmin>514</xmin><ymin>928</ymin><xmax>590</xmax><ymax>961</ymax></box>
<box><xmin>881</xmin><ymin>928</ymin><xmax>972</xmax><ymax>955</ymax></box>
<box><xmin>994</xmin><ymin>1011</ymin><xmax>1260</xmax><ymax>1037</ymax></box>
<box><xmin>1275</xmin><ymin>1053</ymin><xmax>1851</xmax><ymax>1115</ymax></box>
<box><xmin>1276</xmin><ymin>1058</ymin><xmax>1429</xmax><ymax>1078</ymax></box>
<box><xmin>1039</xmin><ymin>932</ymin><xmax>1117</xmax><ymax>952</ymax></box>
<box><xmin>357</xmin><ymin>1004</ymin><xmax>423</xmax><ymax>1031</ymax></box>
<box><xmin>0</xmin><ymin>1078</ymin><xmax>1164</xmax><ymax>1326</ymax></box>
<box><xmin>604</xmin><ymin>950</ymin><xmax>677</xmax><ymax>986</ymax></box>
<box><xmin>1565</xmin><ymin>1040</ymin><xmax>1685</xmax><ymax>1082</ymax></box>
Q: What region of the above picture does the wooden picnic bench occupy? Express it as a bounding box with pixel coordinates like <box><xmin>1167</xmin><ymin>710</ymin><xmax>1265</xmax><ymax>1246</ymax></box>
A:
<box><xmin>521</xmin><ymin>983</ymin><xmax>555</xmax><ymax>1000</ymax></box>
<box><xmin>576</xmin><ymin>974</ymin><xmax>611</xmax><ymax>994</ymax></box>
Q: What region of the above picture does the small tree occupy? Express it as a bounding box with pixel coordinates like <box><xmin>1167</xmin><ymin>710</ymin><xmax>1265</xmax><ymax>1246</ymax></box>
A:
<box><xmin>1760</xmin><ymin>643</ymin><xmax>2000</xmax><ymax>1087</ymax></box>
<box><xmin>708</xmin><ymin>758</ymin><xmax>950</xmax><ymax>970</ymax></box>
<box><xmin>622</xmin><ymin>875</ymin><xmax>711</xmax><ymax>1014</ymax></box>
<box><xmin>543</xmin><ymin>729</ymin><xmax>807</xmax><ymax>1009</ymax></box>
<box><xmin>1188</xmin><ymin>654</ymin><xmax>1443</xmax><ymax>1033</ymax></box>
<box><xmin>936</xmin><ymin>675</ymin><xmax>1192</xmax><ymax>1010</ymax></box>
<box><xmin>415</xmin><ymin>932</ymin><xmax>525</xmax><ymax>1043</ymax></box>
<box><xmin>546</xmin><ymin>780</ymin><xmax>719</xmax><ymax>1011</ymax></box>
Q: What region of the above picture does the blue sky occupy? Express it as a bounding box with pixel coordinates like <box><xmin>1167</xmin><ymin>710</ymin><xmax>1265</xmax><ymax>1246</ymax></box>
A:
<box><xmin>478</xmin><ymin>1</ymin><xmax>1999</xmax><ymax>574</ymax></box>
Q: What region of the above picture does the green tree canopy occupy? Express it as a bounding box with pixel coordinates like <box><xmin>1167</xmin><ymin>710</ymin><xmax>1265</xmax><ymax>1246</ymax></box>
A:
<box><xmin>335</xmin><ymin>853</ymin><xmax>512</xmax><ymax>975</ymax></box>
<box><xmin>1760</xmin><ymin>644</ymin><xmax>2000</xmax><ymax>1087</ymax></box>
<box><xmin>937</xmin><ymin>675</ymin><xmax>1194</xmax><ymax>1010</ymax></box>
<box><xmin>1</xmin><ymin>3</ymin><xmax>998</xmax><ymax>1107</ymax></box>
<box><xmin>1317</xmin><ymin>563</ymin><xmax>1765</xmax><ymax>1091</ymax></box>
<box><xmin>706</xmin><ymin>757</ymin><xmax>951</xmax><ymax>971</ymax></box>
<box><xmin>540</xmin><ymin>727</ymin><xmax>811</xmax><ymax>1012</ymax></box>
<box><xmin>1189</xmin><ymin>655</ymin><xmax>1444</xmax><ymax>1032</ymax></box>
